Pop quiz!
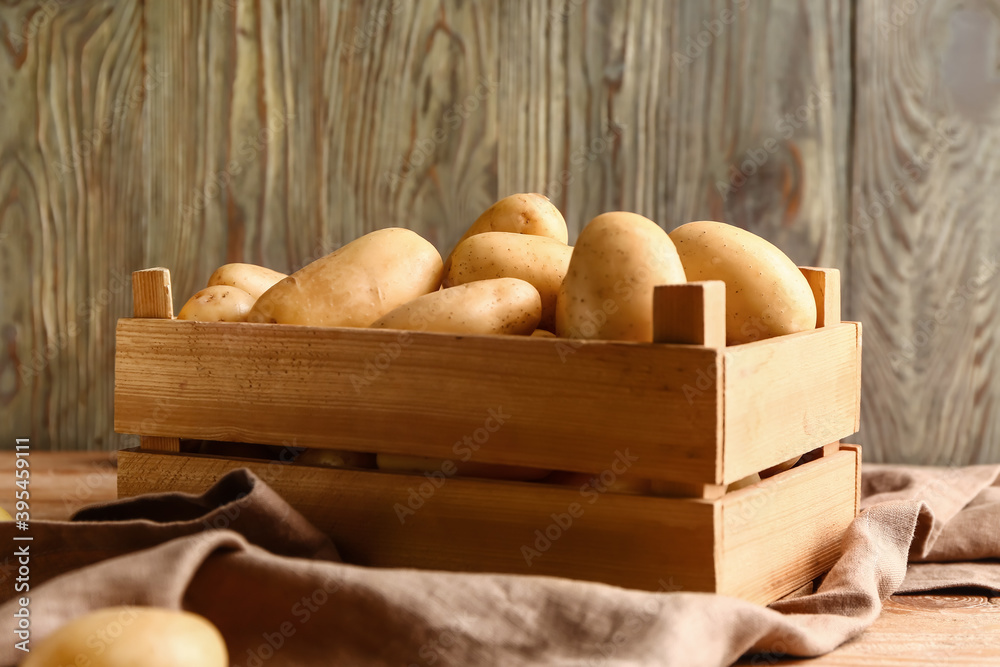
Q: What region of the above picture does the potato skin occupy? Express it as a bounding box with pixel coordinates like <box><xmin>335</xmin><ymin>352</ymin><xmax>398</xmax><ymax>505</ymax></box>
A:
<box><xmin>247</xmin><ymin>228</ymin><xmax>442</xmax><ymax>327</ymax></box>
<box><xmin>207</xmin><ymin>263</ymin><xmax>287</xmax><ymax>299</ymax></box>
<box><xmin>445</xmin><ymin>232</ymin><xmax>571</xmax><ymax>331</ymax></box>
<box><xmin>24</xmin><ymin>607</ymin><xmax>227</xmax><ymax>667</ymax></box>
<box><xmin>668</xmin><ymin>221</ymin><xmax>816</xmax><ymax>344</ymax></box>
<box><xmin>444</xmin><ymin>193</ymin><xmax>568</xmax><ymax>273</ymax></box>
<box><xmin>369</xmin><ymin>278</ymin><xmax>541</xmax><ymax>336</ymax></box>
<box><xmin>177</xmin><ymin>285</ymin><xmax>255</xmax><ymax>322</ymax></box>
<box><xmin>555</xmin><ymin>212</ymin><xmax>687</xmax><ymax>342</ymax></box>
<box><xmin>376</xmin><ymin>453</ymin><xmax>551</xmax><ymax>481</ymax></box>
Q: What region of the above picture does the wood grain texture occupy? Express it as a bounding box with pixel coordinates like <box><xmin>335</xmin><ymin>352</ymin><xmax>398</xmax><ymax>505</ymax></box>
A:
<box><xmin>653</xmin><ymin>281</ymin><xmax>727</xmax><ymax>347</ymax></box>
<box><xmin>0</xmin><ymin>0</ymin><xmax>144</xmax><ymax>450</ymax></box>
<box><xmin>117</xmin><ymin>444</ymin><xmax>858</xmax><ymax>603</ymax></box>
<box><xmin>850</xmin><ymin>0</ymin><xmax>1000</xmax><ymax>465</ymax></box>
<box><xmin>114</xmin><ymin>316</ymin><xmax>727</xmax><ymax>483</ymax></box>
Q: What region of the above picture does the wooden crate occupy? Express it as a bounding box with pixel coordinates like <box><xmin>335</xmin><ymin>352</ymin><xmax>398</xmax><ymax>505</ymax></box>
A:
<box><xmin>115</xmin><ymin>266</ymin><xmax>862</xmax><ymax>603</ymax></box>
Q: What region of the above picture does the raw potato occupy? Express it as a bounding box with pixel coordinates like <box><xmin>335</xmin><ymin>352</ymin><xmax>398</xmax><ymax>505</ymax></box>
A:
<box><xmin>247</xmin><ymin>228</ymin><xmax>442</xmax><ymax>327</ymax></box>
<box><xmin>296</xmin><ymin>448</ymin><xmax>375</xmax><ymax>468</ymax></box>
<box><xmin>556</xmin><ymin>212</ymin><xmax>687</xmax><ymax>342</ymax></box>
<box><xmin>760</xmin><ymin>455</ymin><xmax>801</xmax><ymax>479</ymax></box>
<box><xmin>726</xmin><ymin>472</ymin><xmax>761</xmax><ymax>492</ymax></box>
<box><xmin>24</xmin><ymin>607</ymin><xmax>227</xmax><ymax>667</ymax></box>
<box><xmin>544</xmin><ymin>470</ymin><xmax>651</xmax><ymax>495</ymax></box>
<box><xmin>443</xmin><ymin>193</ymin><xmax>568</xmax><ymax>274</ymax></box>
<box><xmin>668</xmin><ymin>221</ymin><xmax>817</xmax><ymax>344</ymax></box>
<box><xmin>178</xmin><ymin>285</ymin><xmax>255</xmax><ymax>322</ymax></box>
<box><xmin>376</xmin><ymin>453</ymin><xmax>551</xmax><ymax>482</ymax></box>
<box><xmin>369</xmin><ymin>278</ymin><xmax>542</xmax><ymax>336</ymax></box>
<box><xmin>445</xmin><ymin>232</ymin><xmax>572</xmax><ymax>332</ymax></box>
<box><xmin>208</xmin><ymin>263</ymin><xmax>287</xmax><ymax>299</ymax></box>
<box><xmin>530</xmin><ymin>329</ymin><xmax>556</xmax><ymax>338</ymax></box>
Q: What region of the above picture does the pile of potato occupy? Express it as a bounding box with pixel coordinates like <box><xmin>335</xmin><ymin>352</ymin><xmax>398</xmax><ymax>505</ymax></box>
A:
<box><xmin>178</xmin><ymin>193</ymin><xmax>817</xmax><ymax>345</ymax></box>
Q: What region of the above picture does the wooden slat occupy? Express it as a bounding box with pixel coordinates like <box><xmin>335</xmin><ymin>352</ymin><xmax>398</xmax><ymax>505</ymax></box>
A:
<box><xmin>118</xmin><ymin>448</ymin><xmax>719</xmax><ymax>594</ymax></box>
<box><xmin>723</xmin><ymin>323</ymin><xmax>862</xmax><ymax>483</ymax></box>
<box><xmin>129</xmin><ymin>268</ymin><xmax>179</xmax><ymax>452</ymax></box>
<box><xmin>719</xmin><ymin>446</ymin><xmax>859</xmax><ymax>603</ymax></box>
<box><xmin>114</xmin><ymin>317</ymin><xmax>724</xmax><ymax>482</ymax></box>
<box><xmin>653</xmin><ymin>281</ymin><xmax>726</xmax><ymax>347</ymax></box>
<box><xmin>131</xmin><ymin>268</ymin><xmax>174</xmax><ymax>319</ymax></box>
<box><xmin>800</xmin><ymin>267</ymin><xmax>842</xmax><ymax>326</ymax></box>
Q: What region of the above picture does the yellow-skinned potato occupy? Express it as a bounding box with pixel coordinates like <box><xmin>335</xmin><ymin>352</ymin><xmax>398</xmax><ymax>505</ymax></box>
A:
<box><xmin>377</xmin><ymin>453</ymin><xmax>551</xmax><ymax>482</ymax></box>
<box><xmin>668</xmin><ymin>221</ymin><xmax>816</xmax><ymax>344</ymax></box>
<box><xmin>544</xmin><ymin>470</ymin><xmax>651</xmax><ymax>495</ymax></box>
<box><xmin>530</xmin><ymin>329</ymin><xmax>556</xmax><ymax>338</ymax></box>
<box><xmin>444</xmin><ymin>232</ymin><xmax>572</xmax><ymax>331</ymax></box>
<box><xmin>24</xmin><ymin>607</ymin><xmax>227</xmax><ymax>667</ymax></box>
<box><xmin>556</xmin><ymin>212</ymin><xmax>686</xmax><ymax>342</ymax></box>
<box><xmin>369</xmin><ymin>278</ymin><xmax>541</xmax><ymax>336</ymax></box>
<box><xmin>296</xmin><ymin>448</ymin><xmax>375</xmax><ymax>468</ymax></box>
<box><xmin>207</xmin><ymin>262</ymin><xmax>287</xmax><ymax>299</ymax></box>
<box><xmin>177</xmin><ymin>285</ymin><xmax>255</xmax><ymax>322</ymax></box>
<box><xmin>247</xmin><ymin>228</ymin><xmax>442</xmax><ymax>327</ymax></box>
<box><xmin>443</xmin><ymin>193</ymin><xmax>568</xmax><ymax>274</ymax></box>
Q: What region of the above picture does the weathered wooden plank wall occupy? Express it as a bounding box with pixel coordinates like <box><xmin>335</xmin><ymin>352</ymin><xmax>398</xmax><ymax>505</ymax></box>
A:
<box><xmin>0</xmin><ymin>0</ymin><xmax>994</xmax><ymax>465</ymax></box>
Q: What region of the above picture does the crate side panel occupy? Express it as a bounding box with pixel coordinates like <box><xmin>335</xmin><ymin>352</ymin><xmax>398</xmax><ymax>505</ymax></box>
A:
<box><xmin>118</xmin><ymin>449</ymin><xmax>718</xmax><ymax>593</ymax></box>
<box><xmin>718</xmin><ymin>447</ymin><xmax>859</xmax><ymax>604</ymax></box>
<box><xmin>723</xmin><ymin>323</ymin><xmax>861</xmax><ymax>483</ymax></box>
<box><xmin>115</xmin><ymin>319</ymin><xmax>722</xmax><ymax>481</ymax></box>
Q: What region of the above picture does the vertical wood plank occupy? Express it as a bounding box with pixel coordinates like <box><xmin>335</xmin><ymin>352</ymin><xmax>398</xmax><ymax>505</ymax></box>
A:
<box><xmin>0</xmin><ymin>0</ymin><xmax>144</xmax><ymax>450</ymax></box>
<box><xmin>653</xmin><ymin>281</ymin><xmax>727</xmax><ymax>347</ymax></box>
<box><xmin>851</xmin><ymin>0</ymin><xmax>1000</xmax><ymax>464</ymax></box>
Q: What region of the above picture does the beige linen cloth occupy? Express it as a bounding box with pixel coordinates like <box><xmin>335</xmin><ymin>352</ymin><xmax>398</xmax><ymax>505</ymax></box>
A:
<box><xmin>1</xmin><ymin>463</ymin><xmax>998</xmax><ymax>667</ymax></box>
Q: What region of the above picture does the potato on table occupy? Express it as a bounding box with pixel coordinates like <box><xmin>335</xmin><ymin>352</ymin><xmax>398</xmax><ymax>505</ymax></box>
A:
<box><xmin>444</xmin><ymin>232</ymin><xmax>572</xmax><ymax>332</ymax></box>
<box><xmin>247</xmin><ymin>227</ymin><xmax>442</xmax><ymax>327</ymax></box>
<box><xmin>24</xmin><ymin>607</ymin><xmax>227</xmax><ymax>667</ymax></box>
<box><xmin>369</xmin><ymin>278</ymin><xmax>541</xmax><ymax>336</ymax></box>
<box><xmin>177</xmin><ymin>285</ymin><xmax>255</xmax><ymax>322</ymax></box>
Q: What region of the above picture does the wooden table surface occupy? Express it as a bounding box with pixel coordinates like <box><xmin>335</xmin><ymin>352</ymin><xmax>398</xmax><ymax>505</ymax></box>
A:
<box><xmin>1</xmin><ymin>452</ymin><xmax>997</xmax><ymax>665</ymax></box>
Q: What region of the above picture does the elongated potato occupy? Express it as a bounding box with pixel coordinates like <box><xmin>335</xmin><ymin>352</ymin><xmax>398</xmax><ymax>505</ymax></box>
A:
<box><xmin>443</xmin><ymin>193</ymin><xmax>568</xmax><ymax>273</ymax></box>
<box><xmin>296</xmin><ymin>448</ymin><xmax>375</xmax><ymax>468</ymax></box>
<box><xmin>178</xmin><ymin>285</ymin><xmax>255</xmax><ymax>322</ymax></box>
<box><xmin>376</xmin><ymin>453</ymin><xmax>551</xmax><ymax>481</ymax></box>
<box><xmin>24</xmin><ymin>607</ymin><xmax>227</xmax><ymax>667</ymax></box>
<box><xmin>668</xmin><ymin>221</ymin><xmax>816</xmax><ymax>344</ymax></box>
<box><xmin>544</xmin><ymin>470</ymin><xmax>651</xmax><ymax>495</ymax></box>
<box><xmin>247</xmin><ymin>228</ymin><xmax>442</xmax><ymax>327</ymax></box>
<box><xmin>556</xmin><ymin>212</ymin><xmax>686</xmax><ymax>341</ymax></box>
<box><xmin>207</xmin><ymin>262</ymin><xmax>287</xmax><ymax>299</ymax></box>
<box><xmin>369</xmin><ymin>278</ymin><xmax>541</xmax><ymax>336</ymax></box>
<box><xmin>445</xmin><ymin>232</ymin><xmax>572</xmax><ymax>331</ymax></box>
